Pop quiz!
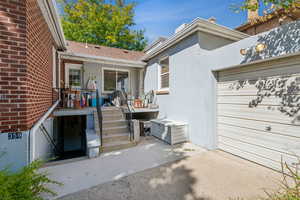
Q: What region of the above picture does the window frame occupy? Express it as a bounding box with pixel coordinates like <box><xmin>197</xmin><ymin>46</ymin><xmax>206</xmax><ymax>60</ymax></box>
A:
<box><xmin>102</xmin><ymin>67</ymin><xmax>131</xmax><ymax>94</ymax></box>
<box><xmin>158</xmin><ymin>56</ymin><xmax>170</xmax><ymax>94</ymax></box>
<box><xmin>65</xmin><ymin>64</ymin><xmax>83</xmax><ymax>89</ymax></box>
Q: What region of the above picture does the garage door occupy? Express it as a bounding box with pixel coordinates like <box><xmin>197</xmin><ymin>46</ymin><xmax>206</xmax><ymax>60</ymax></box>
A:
<box><xmin>217</xmin><ymin>57</ymin><xmax>300</xmax><ymax>170</ymax></box>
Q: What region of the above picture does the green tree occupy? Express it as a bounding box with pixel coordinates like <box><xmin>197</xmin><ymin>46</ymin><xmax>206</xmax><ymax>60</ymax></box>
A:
<box><xmin>57</xmin><ymin>0</ymin><xmax>147</xmax><ymax>51</ymax></box>
<box><xmin>233</xmin><ymin>0</ymin><xmax>300</xmax><ymax>15</ymax></box>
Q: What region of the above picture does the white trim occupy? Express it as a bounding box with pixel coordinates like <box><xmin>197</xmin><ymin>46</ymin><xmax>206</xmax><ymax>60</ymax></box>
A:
<box><xmin>143</xmin><ymin>18</ymin><xmax>249</xmax><ymax>61</ymax></box>
<box><xmin>37</xmin><ymin>0</ymin><xmax>67</xmax><ymax>49</ymax></box>
<box><xmin>213</xmin><ymin>51</ymin><xmax>300</xmax><ymax>72</ymax></box>
<box><xmin>102</xmin><ymin>67</ymin><xmax>131</xmax><ymax>94</ymax></box>
<box><xmin>60</xmin><ymin>52</ymin><xmax>146</xmax><ymax>68</ymax></box>
<box><xmin>65</xmin><ymin>64</ymin><xmax>83</xmax><ymax>88</ymax></box>
<box><xmin>159</xmin><ymin>57</ymin><xmax>170</xmax><ymax>90</ymax></box>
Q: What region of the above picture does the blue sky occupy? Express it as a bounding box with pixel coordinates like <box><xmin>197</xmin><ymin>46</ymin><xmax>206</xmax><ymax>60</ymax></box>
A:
<box><xmin>131</xmin><ymin>0</ymin><xmax>248</xmax><ymax>42</ymax></box>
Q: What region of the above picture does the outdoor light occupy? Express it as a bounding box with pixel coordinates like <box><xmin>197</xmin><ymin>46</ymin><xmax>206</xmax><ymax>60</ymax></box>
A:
<box><xmin>255</xmin><ymin>43</ymin><xmax>267</xmax><ymax>53</ymax></box>
<box><xmin>240</xmin><ymin>48</ymin><xmax>247</xmax><ymax>55</ymax></box>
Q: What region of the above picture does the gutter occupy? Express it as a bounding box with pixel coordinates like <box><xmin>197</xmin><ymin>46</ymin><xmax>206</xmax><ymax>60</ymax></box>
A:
<box><xmin>60</xmin><ymin>52</ymin><xmax>146</xmax><ymax>68</ymax></box>
<box><xmin>143</xmin><ymin>18</ymin><xmax>249</xmax><ymax>61</ymax></box>
<box><xmin>28</xmin><ymin>100</ymin><xmax>60</xmax><ymax>164</ymax></box>
<box><xmin>38</xmin><ymin>0</ymin><xmax>67</xmax><ymax>50</ymax></box>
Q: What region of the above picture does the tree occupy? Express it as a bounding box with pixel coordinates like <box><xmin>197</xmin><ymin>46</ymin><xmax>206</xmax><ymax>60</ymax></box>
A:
<box><xmin>233</xmin><ymin>0</ymin><xmax>300</xmax><ymax>21</ymax></box>
<box><xmin>57</xmin><ymin>0</ymin><xmax>147</xmax><ymax>51</ymax></box>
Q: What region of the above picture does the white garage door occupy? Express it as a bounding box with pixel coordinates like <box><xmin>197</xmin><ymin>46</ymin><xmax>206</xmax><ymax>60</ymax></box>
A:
<box><xmin>217</xmin><ymin>57</ymin><xmax>300</xmax><ymax>170</ymax></box>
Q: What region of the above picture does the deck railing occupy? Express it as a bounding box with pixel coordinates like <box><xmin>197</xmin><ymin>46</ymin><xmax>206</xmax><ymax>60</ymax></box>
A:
<box><xmin>111</xmin><ymin>90</ymin><xmax>134</xmax><ymax>141</ymax></box>
<box><xmin>52</xmin><ymin>88</ymin><xmax>103</xmax><ymax>146</ymax></box>
<box><xmin>96</xmin><ymin>89</ymin><xmax>103</xmax><ymax>146</ymax></box>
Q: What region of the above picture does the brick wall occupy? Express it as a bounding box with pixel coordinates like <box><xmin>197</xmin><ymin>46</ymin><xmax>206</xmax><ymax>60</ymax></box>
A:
<box><xmin>0</xmin><ymin>0</ymin><xmax>27</xmax><ymax>132</ymax></box>
<box><xmin>0</xmin><ymin>0</ymin><xmax>56</xmax><ymax>133</ymax></box>
<box><xmin>239</xmin><ymin>16</ymin><xmax>296</xmax><ymax>35</ymax></box>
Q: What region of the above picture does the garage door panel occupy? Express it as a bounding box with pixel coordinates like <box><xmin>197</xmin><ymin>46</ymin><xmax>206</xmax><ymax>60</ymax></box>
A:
<box><xmin>217</xmin><ymin>95</ymin><xmax>291</xmax><ymax>105</ymax></box>
<box><xmin>218</xmin><ymin>104</ymin><xmax>300</xmax><ymax>125</ymax></box>
<box><xmin>218</xmin><ymin>125</ymin><xmax>300</xmax><ymax>156</ymax></box>
<box><xmin>219</xmin><ymin>138</ymin><xmax>298</xmax><ymax>169</ymax></box>
<box><xmin>218</xmin><ymin>64</ymin><xmax>300</xmax><ymax>82</ymax></box>
<box><xmin>219</xmin><ymin>142</ymin><xmax>296</xmax><ymax>171</ymax></box>
<box><xmin>218</xmin><ymin>116</ymin><xmax>300</xmax><ymax>138</ymax></box>
<box><xmin>217</xmin><ymin>59</ymin><xmax>300</xmax><ymax>170</ymax></box>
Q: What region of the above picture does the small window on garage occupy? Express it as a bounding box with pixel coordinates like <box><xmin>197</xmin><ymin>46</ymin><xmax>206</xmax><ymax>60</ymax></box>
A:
<box><xmin>159</xmin><ymin>57</ymin><xmax>169</xmax><ymax>90</ymax></box>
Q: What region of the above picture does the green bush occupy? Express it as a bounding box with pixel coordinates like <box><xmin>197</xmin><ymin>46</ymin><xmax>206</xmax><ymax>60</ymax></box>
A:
<box><xmin>0</xmin><ymin>160</ymin><xmax>61</xmax><ymax>200</ymax></box>
<box><xmin>231</xmin><ymin>160</ymin><xmax>300</xmax><ymax>200</ymax></box>
<box><xmin>264</xmin><ymin>162</ymin><xmax>300</xmax><ymax>200</ymax></box>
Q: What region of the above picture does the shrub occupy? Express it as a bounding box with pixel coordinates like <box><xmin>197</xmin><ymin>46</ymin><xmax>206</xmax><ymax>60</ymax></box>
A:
<box><xmin>0</xmin><ymin>160</ymin><xmax>61</xmax><ymax>200</ymax></box>
<box><xmin>264</xmin><ymin>162</ymin><xmax>300</xmax><ymax>200</ymax></box>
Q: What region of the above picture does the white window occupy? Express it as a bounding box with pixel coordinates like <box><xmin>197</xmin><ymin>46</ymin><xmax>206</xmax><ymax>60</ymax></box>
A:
<box><xmin>102</xmin><ymin>68</ymin><xmax>130</xmax><ymax>93</ymax></box>
<box><xmin>52</xmin><ymin>46</ymin><xmax>57</xmax><ymax>88</ymax></box>
<box><xmin>65</xmin><ymin>64</ymin><xmax>82</xmax><ymax>89</ymax></box>
<box><xmin>159</xmin><ymin>57</ymin><xmax>169</xmax><ymax>90</ymax></box>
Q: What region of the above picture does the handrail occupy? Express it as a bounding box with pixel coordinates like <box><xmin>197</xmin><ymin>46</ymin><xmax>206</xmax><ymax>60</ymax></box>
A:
<box><xmin>96</xmin><ymin>89</ymin><xmax>103</xmax><ymax>146</ymax></box>
<box><xmin>111</xmin><ymin>90</ymin><xmax>134</xmax><ymax>141</ymax></box>
<box><xmin>40</xmin><ymin>124</ymin><xmax>59</xmax><ymax>155</ymax></box>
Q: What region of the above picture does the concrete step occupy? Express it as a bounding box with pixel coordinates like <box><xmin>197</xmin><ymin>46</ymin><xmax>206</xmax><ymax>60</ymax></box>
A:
<box><xmin>102</xmin><ymin>133</ymin><xmax>130</xmax><ymax>143</ymax></box>
<box><xmin>102</xmin><ymin>109</ymin><xmax>123</xmax><ymax>116</ymax></box>
<box><xmin>102</xmin><ymin>114</ymin><xmax>124</xmax><ymax>121</ymax></box>
<box><xmin>103</xmin><ymin>120</ymin><xmax>127</xmax><ymax>129</ymax></box>
<box><xmin>100</xmin><ymin>140</ymin><xmax>136</xmax><ymax>153</ymax></box>
<box><xmin>102</xmin><ymin>126</ymin><xmax>129</xmax><ymax>135</ymax></box>
<box><xmin>101</xmin><ymin>106</ymin><xmax>121</xmax><ymax>111</ymax></box>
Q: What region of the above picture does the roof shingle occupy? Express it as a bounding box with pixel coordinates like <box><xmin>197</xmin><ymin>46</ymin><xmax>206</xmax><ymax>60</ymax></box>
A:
<box><xmin>66</xmin><ymin>41</ymin><xmax>145</xmax><ymax>61</ymax></box>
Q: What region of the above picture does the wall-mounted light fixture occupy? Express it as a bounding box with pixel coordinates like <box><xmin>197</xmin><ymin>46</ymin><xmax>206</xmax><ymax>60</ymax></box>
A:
<box><xmin>255</xmin><ymin>43</ymin><xmax>267</xmax><ymax>53</ymax></box>
<box><xmin>240</xmin><ymin>48</ymin><xmax>248</xmax><ymax>55</ymax></box>
<box><xmin>240</xmin><ymin>43</ymin><xmax>267</xmax><ymax>56</ymax></box>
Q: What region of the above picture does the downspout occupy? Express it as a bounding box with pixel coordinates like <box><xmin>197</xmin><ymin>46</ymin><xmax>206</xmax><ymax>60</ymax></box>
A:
<box><xmin>27</xmin><ymin>100</ymin><xmax>60</xmax><ymax>164</ymax></box>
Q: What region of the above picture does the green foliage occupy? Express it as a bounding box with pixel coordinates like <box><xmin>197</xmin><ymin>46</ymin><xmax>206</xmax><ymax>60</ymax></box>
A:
<box><xmin>264</xmin><ymin>162</ymin><xmax>300</xmax><ymax>200</ymax></box>
<box><xmin>230</xmin><ymin>159</ymin><xmax>300</xmax><ymax>200</ymax></box>
<box><xmin>58</xmin><ymin>0</ymin><xmax>147</xmax><ymax>51</ymax></box>
<box><xmin>231</xmin><ymin>0</ymin><xmax>300</xmax><ymax>14</ymax></box>
<box><xmin>0</xmin><ymin>160</ymin><xmax>61</xmax><ymax>200</ymax></box>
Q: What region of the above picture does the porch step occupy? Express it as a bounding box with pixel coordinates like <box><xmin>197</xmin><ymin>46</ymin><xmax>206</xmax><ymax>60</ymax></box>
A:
<box><xmin>102</xmin><ymin>109</ymin><xmax>123</xmax><ymax>116</ymax></box>
<box><xmin>103</xmin><ymin>126</ymin><xmax>129</xmax><ymax>135</ymax></box>
<box><xmin>103</xmin><ymin>114</ymin><xmax>124</xmax><ymax>121</ymax></box>
<box><xmin>100</xmin><ymin>106</ymin><xmax>134</xmax><ymax>153</ymax></box>
<box><xmin>100</xmin><ymin>140</ymin><xmax>136</xmax><ymax>153</ymax></box>
<box><xmin>103</xmin><ymin>120</ymin><xmax>127</xmax><ymax>129</ymax></box>
<box><xmin>102</xmin><ymin>133</ymin><xmax>130</xmax><ymax>143</ymax></box>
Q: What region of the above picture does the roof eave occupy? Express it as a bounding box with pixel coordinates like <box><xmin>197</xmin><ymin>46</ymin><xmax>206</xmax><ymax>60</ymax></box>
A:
<box><xmin>38</xmin><ymin>0</ymin><xmax>67</xmax><ymax>50</ymax></box>
<box><xmin>142</xmin><ymin>18</ymin><xmax>249</xmax><ymax>61</ymax></box>
<box><xmin>60</xmin><ymin>52</ymin><xmax>146</xmax><ymax>68</ymax></box>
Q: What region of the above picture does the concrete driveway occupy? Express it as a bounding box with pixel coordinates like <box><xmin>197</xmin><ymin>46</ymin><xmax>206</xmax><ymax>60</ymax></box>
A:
<box><xmin>57</xmin><ymin>150</ymin><xmax>282</xmax><ymax>200</ymax></box>
<box><xmin>41</xmin><ymin>137</ymin><xmax>206</xmax><ymax>199</ymax></box>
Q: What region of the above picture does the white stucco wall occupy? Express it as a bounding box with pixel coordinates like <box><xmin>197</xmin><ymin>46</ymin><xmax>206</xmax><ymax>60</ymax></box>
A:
<box><xmin>144</xmin><ymin>20</ymin><xmax>300</xmax><ymax>150</ymax></box>
<box><xmin>34</xmin><ymin>117</ymin><xmax>55</xmax><ymax>161</ymax></box>
<box><xmin>0</xmin><ymin>131</ymin><xmax>29</xmax><ymax>172</ymax></box>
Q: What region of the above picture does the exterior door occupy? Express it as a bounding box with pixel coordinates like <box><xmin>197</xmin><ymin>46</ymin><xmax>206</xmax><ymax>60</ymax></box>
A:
<box><xmin>217</xmin><ymin>57</ymin><xmax>300</xmax><ymax>170</ymax></box>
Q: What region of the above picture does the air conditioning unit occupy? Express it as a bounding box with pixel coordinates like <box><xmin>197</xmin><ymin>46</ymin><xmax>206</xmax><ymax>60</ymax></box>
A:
<box><xmin>151</xmin><ymin>119</ymin><xmax>188</xmax><ymax>145</ymax></box>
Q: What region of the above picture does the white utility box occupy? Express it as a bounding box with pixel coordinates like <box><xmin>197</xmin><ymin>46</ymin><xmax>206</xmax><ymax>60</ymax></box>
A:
<box><xmin>151</xmin><ymin>119</ymin><xmax>188</xmax><ymax>145</ymax></box>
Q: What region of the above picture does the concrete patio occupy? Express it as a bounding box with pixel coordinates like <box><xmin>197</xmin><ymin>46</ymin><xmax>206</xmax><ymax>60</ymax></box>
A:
<box><xmin>57</xmin><ymin>150</ymin><xmax>282</xmax><ymax>200</ymax></box>
<box><xmin>41</xmin><ymin>136</ymin><xmax>206</xmax><ymax>199</ymax></box>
